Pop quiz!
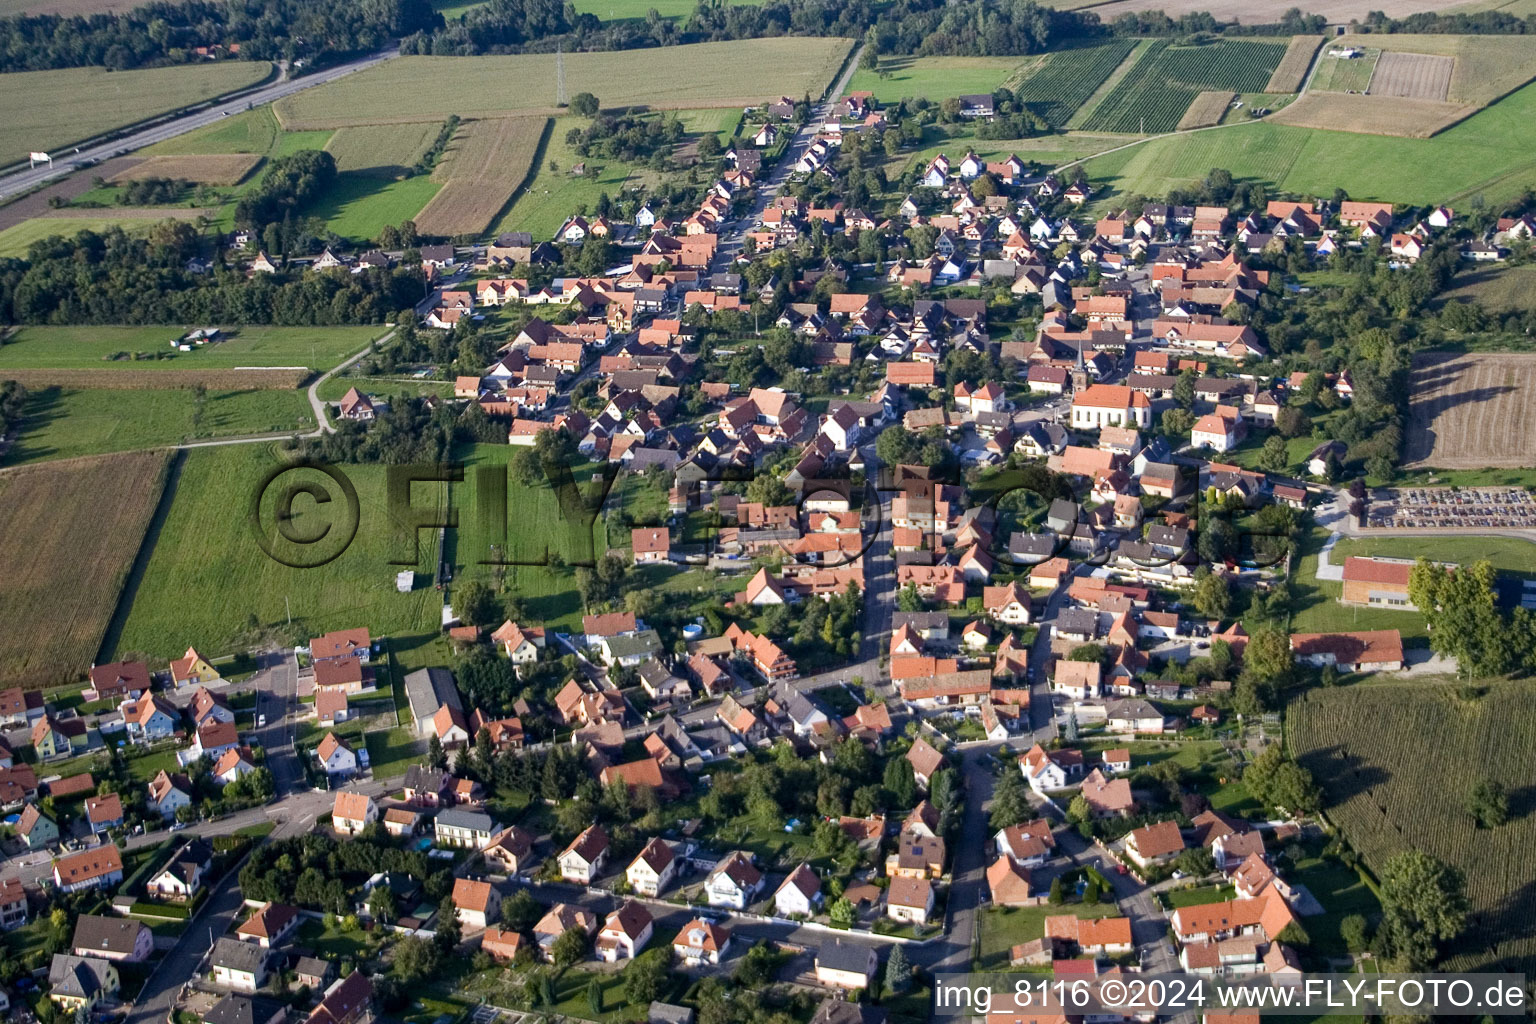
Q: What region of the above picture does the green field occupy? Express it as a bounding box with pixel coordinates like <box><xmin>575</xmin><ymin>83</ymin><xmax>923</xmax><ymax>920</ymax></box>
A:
<box><xmin>105</xmin><ymin>443</ymin><xmax>443</xmax><ymax>660</ymax></box>
<box><xmin>1011</xmin><ymin>40</ymin><xmax>1139</xmax><ymax>127</ymax></box>
<box><xmin>674</xmin><ymin>107</ymin><xmax>744</xmax><ymax>146</ymax></box>
<box><xmin>1290</xmin><ymin>678</ymin><xmax>1536</xmax><ymax>973</ymax></box>
<box><xmin>304</xmin><ymin>172</ymin><xmax>440</xmax><ymax>243</ymax></box>
<box><xmin>275</xmin><ymin>38</ymin><xmax>854</xmax><ymax>129</ymax></box>
<box><xmin>1290</xmin><ymin>527</ymin><xmax>1427</xmax><ymax>644</ymax></box>
<box><xmin>1330</xmin><ymin>535</ymin><xmax>1536</xmax><ymax>578</ymax></box>
<box><xmin>495</xmin><ymin>117</ymin><xmax>650</xmax><ymax>241</ymax></box>
<box><xmin>0</xmin><ymin>325</ymin><xmax>384</xmax><ymax>371</ymax></box>
<box><xmin>1080</xmin><ymin>79</ymin><xmax>1536</xmax><ymax>206</ymax></box>
<box><xmin>571</xmin><ymin>0</ymin><xmax>758</xmax><ymax>17</ymax></box>
<box><xmin>1440</xmin><ymin>264</ymin><xmax>1536</xmax><ymax>314</ymax></box>
<box><xmin>847</xmin><ymin>55</ymin><xmax>1029</xmax><ymax>102</ymax></box>
<box><xmin>326</xmin><ymin>122</ymin><xmax>442</xmax><ymax>178</ymax></box>
<box><xmin>1079</xmin><ymin>38</ymin><xmax>1286</xmax><ymax>134</ymax></box>
<box><xmin>316</xmin><ymin>375</ymin><xmax>453</xmax><ymax>402</ymax></box>
<box><xmin>0</xmin><ymin>62</ymin><xmax>272</xmax><ymax>165</ymax></box>
<box><xmin>0</xmin><ymin>216</ymin><xmax>171</xmax><ymax>257</ymax></box>
<box><xmin>7</xmin><ymin>386</ymin><xmax>314</xmax><ymax>464</ymax></box>
<box><xmin>1309</xmin><ymin>49</ymin><xmax>1380</xmax><ymax>93</ymax></box>
<box><xmin>142</xmin><ymin>106</ymin><xmax>333</xmax><ymax>159</ymax></box>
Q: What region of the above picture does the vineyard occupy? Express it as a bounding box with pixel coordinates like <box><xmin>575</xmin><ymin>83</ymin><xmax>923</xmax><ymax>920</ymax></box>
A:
<box><xmin>1009</xmin><ymin>40</ymin><xmax>1137</xmax><ymax>127</ymax></box>
<box><xmin>1289</xmin><ymin>679</ymin><xmax>1536</xmax><ymax>973</ymax></box>
<box><xmin>1080</xmin><ymin>38</ymin><xmax>1287</xmax><ymax>134</ymax></box>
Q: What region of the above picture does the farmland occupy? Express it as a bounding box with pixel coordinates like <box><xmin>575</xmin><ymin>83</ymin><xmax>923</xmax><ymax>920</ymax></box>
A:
<box><xmin>1310</xmin><ymin>48</ymin><xmax>1380</xmax><ymax>93</ymax></box>
<box><xmin>0</xmin><ymin>451</ymin><xmax>170</xmax><ymax>688</ymax></box>
<box><xmin>5</xmin><ymin>386</ymin><xmax>315</xmax><ymax>464</ymax></box>
<box><xmin>105</xmin><ymin>443</ymin><xmax>442</xmax><ymax>661</ymax></box>
<box><xmin>1289</xmin><ymin>679</ymin><xmax>1536</xmax><ymax>973</ymax></box>
<box><xmin>1440</xmin><ymin>264</ymin><xmax>1536</xmax><ymax>314</ymax></box>
<box><xmin>1263</xmin><ymin>35</ymin><xmax>1324</xmax><ymax>93</ymax></box>
<box><xmin>1051</xmin><ymin>0</ymin><xmax>1481</xmax><ymax>22</ymax></box>
<box><xmin>0</xmin><ymin>325</ymin><xmax>385</xmax><ymax>372</ymax></box>
<box><xmin>306</xmin><ymin>174</ymin><xmax>441</xmax><ymax>243</ymax></box>
<box><xmin>1176</xmin><ymin>91</ymin><xmax>1234</xmax><ymax>130</ymax></box>
<box><xmin>1009</xmin><ymin>40</ymin><xmax>1138</xmax><ymax>127</ymax></box>
<box><xmin>141</xmin><ymin>107</ymin><xmax>333</xmax><ymax>160</ymax></box>
<box><xmin>108</xmin><ymin>154</ymin><xmax>262</xmax><ymax>186</ymax></box>
<box><xmin>846</xmin><ymin>56</ymin><xmax>1029</xmax><ymax>103</ymax></box>
<box><xmin>414</xmin><ymin>117</ymin><xmax>545</xmax><ymax>238</ymax></box>
<box><xmin>1079</xmin><ymin>38</ymin><xmax>1286</xmax><ymax>133</ymax></box>
<box><xmin>571</xmin><ymin>0</ymin><xmax>759</xmax><ymax>18</ymax></box>
<box><xmin>1403</xmin><ymin>351</ymin><xmax>1536</xmax><ymax>470</ymax></box>
<box><xmin>1370</xmin><ymin>51</ymin><xmax>1454</xmax><ymax>101</ymax></box>
<box><xmin>1326</xmin><ymin>33</ymin><xmax>1536</xmax><ymax>106</ymax></box>
<box><xmin>274</xmin><ymin>39</ymin><xmax>854</xmax><ymax>129</ymax></box>
<box><xmin>494</xmin><ymin>117</ymin><xmax>652</xmax><ymax>242</ymax></box>
<box><xmin>325</xmin><ymin>122</ymin><xmax>443</xmax><ymax>178</ymax></box>
<box><xmin>0</xmin><ymin>62</ymin><xmax>272</xmax><ymax>165</ymax></box>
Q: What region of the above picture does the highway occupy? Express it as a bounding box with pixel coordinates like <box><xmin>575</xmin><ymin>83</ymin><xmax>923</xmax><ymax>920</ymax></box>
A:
<box><xmin>0</xmin><ymin>49</ymin><xmax>399</xmax><ymax>202</ymax></box>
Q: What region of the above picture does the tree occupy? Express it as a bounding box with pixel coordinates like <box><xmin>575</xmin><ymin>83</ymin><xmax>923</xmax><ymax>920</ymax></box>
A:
<box><xmin>1379</xmin><ymin>850</ymin><xmax>1467</xmax><ymax>967</ymax></box>
<box><xmin>1048</xmin><ymin>876</ymin><xmax>1065</xmax><ymax>905</ymax></box>
<box><xmin>1160</xmin><ymin>407</ymin><xmax>1194</xmax><ymax>438</ymax></box>
<box><xmin>393</xmin><ymin>936</ymin><xmax>440</xmax><ymax>983</ymax></box>
<box><xmin>1242</xmin><ymin>745</ymin><xmax>1319</xmax><ymax>815</ymax></box>
<box><xmin>587</xmin><ymin>978</ymin><xmax>603</xmax><ymax>1015</ymax></box>
<box><xmin>1082</xmin><ymin>879</ymin><xmax>1100</xmax><ymax>905</ymax></box>
<box><xmin>367</xmin><ymin>885</ymin><xmax>397</xmax><ymax>924</ymax></box>
<box><xmin>1175</xmin><ymin>847</ymin><xmax>1214</xmax><ymax>878</ymax></box>
<box><xmin>883</xmin><ymin>756</ymin><xmax>916</xmax><ymax>807</ymax></box>
<box><xmin>623</xmin><ymin>949</ymin><xmax>670</xmax><ymax>1006</ymax></box>
<box><xmin>1066</xmin><ymin>794</ymin><xmax>1091</xmax><ymax>824</ymax></box>
<box><xmin>569</xmin><ymin>92</ymin><xmax>600</xmax><ymax>117</ymax></box>
<box><xmin>1339</xmin><ymin>913</ymin><xmax>1370</xmax><ymax>953</ymax></box>
<box><xmin>1067</xmin><ymin>644</ymin><xmax>1104</xmax><ymax>664</ymax></box>
<box><xmin>1191</xmin><ymin>571</ymin><xmax>1231</xmax><ymax>621</ymax></box>
<box><xmin>1466</xmin><ymin>778</ymin><xmax>1508</xmax><ymax>828</ymax></box>
<box><xmin>503</xmin><ymin>889</ymin><xmax>542</xmax><ymax>931</ymax></box>
<box><xmin>988</xmin><ymin>769</ymin><xmax>1032</xmax><ymax>832</ymax></box>
<box><xmin>1258</xmin><ymin>435</ymin><xmax>1290</xmax><ymax>474</ymax></box>
<box><xmin>829</xmin><ymin>897</ymin><xmax>855</xmax><ymax>926</ymax></box>
<box><xmin>454</xmin><ymin>579</ymin><xmax>501</xmax><ymax>627</ymax></box>
<box><xmin>1275</xmin><ymin>921</ymin><xmax>1310</xmax><ymax>948</ymax></box>
<box><xmin>551</xmin><ymin>927</ymin><xmax>589</xmax><ymax>967</ymax></box>
<box><xmin>884</xmin><ymin>944</ymin><xmax>911</xmax><ymax>993</ymax></box>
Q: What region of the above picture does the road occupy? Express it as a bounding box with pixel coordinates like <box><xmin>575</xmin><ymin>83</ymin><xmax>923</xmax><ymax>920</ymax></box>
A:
<box><xmin>0</xmin><ymin>50</ymin><xmax>399</xmax><ymax>201</ymax></box>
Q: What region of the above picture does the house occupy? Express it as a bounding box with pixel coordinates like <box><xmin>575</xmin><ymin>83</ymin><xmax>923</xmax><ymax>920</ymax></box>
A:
<box><xmin>1052</xmin><ymin>660</ymin><xmax>1101</xmax><ymax>701</ymax></box>
<box><xmin>147</xmin><ymin>838</ymin><xmax>213</xmax><ymax>900</ymax></box>
<box><xmin>72</xmin><ymin>915</ymin><xmax>153</xmax><ymax>962</ymax></box>
<box><xmin>316</xmin><ymin>732</ymin><xmax>358</xmax><ymax>777</ymax></box>
<box><xmin>886</xmin><ymin>876</ymin><xmax>934</xmax><ymax>925</ymax></box>
<box><xmin>404</xmin><ymin>667</ymin><xmax>462</xmax><ymax>738</ymax></box>
<box><xmin>53</xmin><ymin>845</ymin><xmax>124</xmax><ymax>894</ymax></box>
<box><xmin>482</xmin><ymin>825</ymin><xmax>536</xmax><ymax>875</ymax></box>
<box><xmin>986</xmin><ymin>857</ymin><xmax>1034</xmax><ymax>906</ymax></box>
<box><xmin>303</xmin><ymin>970</ymin><xmax>373</xmax><ymax>1024</ymax></box>
<box><xmin>1102</xmin><ymin>748</ymin><xmax>1131</xmax><ymax>774</ymax></box>
<box><xmin>1106</xmin><ymin>698</ymin><xmax>1163</xmax><ymax>735</ymax></box>
<box><xmin>627</xmin><ymin>837</ymin><xmax>677</xmax><ymax>897</ymax></box>
<box><xmin>0</xmin><ymin>877</ymin><xmax>26</xmax><ymax>931</ymax></box>
<box><xmin>1079</xmin><ymin>768</ymin><xmax>1135</xmax><ymax>818</ymax></box>
<box><xmin>479</xmin><ymin>926</ymin><xmax>524</xmax><ymax>963</ymax></box>
<box><xmin>533</xmin><ymin>903</ymin><xmax>598</xmax><ymax>960</ymax></box>
<box><xmin>332</xmin><ymin>792</ymin><xmax>377</xmax><ymax>836</ymax></box>
<box><xmin>982</xmin><ymin>582</ymin><xmax>1032</xmax><ymax>625</ymax></box>
<box><xmin>1289</xmin><ymin>630</ymin><xmax>1404</xmax><ymax>672</ymax></box>
<box><xmin>148</xmin><ymin>770</ymin><xmax>193</xmax><ymax>820</ymax></box>
<box><xmin>905</xmin><ymin>737</ymin><xmax>946</xmax><ymax>789</ymax></box>
<box><xmin>491</xmin><ymin>620</ymin><xmax>545</xmax><ymax>664</ymax></box>
<box><xmin>79</xmin><ymin>792</ymin><xmax>121</xmax><ymax>836</ymax></box>
<box><xmin>674</xmin><ymin>919</ymin><xmax>732</xmax><ymax>965</ymax></box>
<box><xmin>1045</xmin><ymin>914</ymin><xmax>1133</xmax><ymax>955</ymax></box>
<box><xmin>559</xmin><ymin>824</ymin><xmax>610</xmax><ymax>883</ymax></box>
<box><xmin>632</xmin><ymin>527</ymin><xmax>672</xmax><ymax>564</ymax></box>
<box><xmin>706</xmin><ymin>851</ymin><xmax>763</xmax><ymax>909</ymax></box>
<box><xmin>90</xmin><ymin>660</ymin><xmax>151</xmax><ymax>701</ymax></box>
<box><xmin>958</xmin><ymin>94</ymin><xmax>995</xmax><ymax>118</ymax></box>
<box><xmin>994</xmin><ymin>817</ymin><xmax>1056</xmax><ymax>866</ymax></box>
<box><xmin>815</xmin><ymin>940</ymin><xmax>878</xmax><ymax>990</ymax></box>
<box><xmin>451</xmin><ymin>878</ymin><xmax>502</xmax><ymax>929</ymax></box>
<box><xmin>1125</xmin><ymin>820</ymin><xmax>1186</xmax><ymax>868</ymax></box>
<box><xmin>596</xmin><ymin>900</ymin><xmax>654</xmax><ymax>962</ymax></box>
<box><xmin>1171</xmin><ymin>890</ymin><xmax>1296</xmax><ymax>946</ymax></box>
<box><xmin>775</xmin><ymin>862</ymin><xmax>822</xmax><ymax>917</ymax></box>
<box><xmin>236</xmin><ymin>903</ymin><xmax>300</xmax><ymax>949</ymax></box>
<box><xmin>123</xmin><ymin>695</ymin><xmax>179</xmax><ymax>743</ymax></box>
<box><xmin>1071</xmin><ymin>385</ymin><xmax>1152</xmax><ymax>430</ymax></box>
<box><xmin>47</xmin><ymin>954</ymin><xmax>119</xmax><ymax>1012</ymax></box>
<box><xmin>1340</xmin><ymin>557</ymin><xmax>1418</xmax><ymax>608</ymax></box>
<box><xmin>209</xmin><ymin>938</ymin><xmax>270</xmax><ymax>993</ymax></box>
<box><xmin>202</xmin><ymin>995</ymin><xmax>291</xmax><ymax>1024</ymax></box>
<box><xmin>316</xmin><ymin>690</ymin><xmax>350</xmax><ymax>728</ymax></box>
<box><xmin>435</xmin><ymin>808</ymin><xmax>496</xmax><ymax>849</ymax></box>
<box><xmin>16</xmin><ymin>805</ymin><xmax>58</xmax><ymax>851</ymax></box>
<box><xmin>402</xmin><ymin>766</ymin><xmax>451</xmax><ymax>807</ymax></box>
<box><xmin>886</xmin><ymin>834</ymin><xmax>945</xmax><ymax>879</ymax></box>
<box><xmin>380</xmin><ymin>806</ymin><xmax>423</xmax><ymax>838</ymax></box>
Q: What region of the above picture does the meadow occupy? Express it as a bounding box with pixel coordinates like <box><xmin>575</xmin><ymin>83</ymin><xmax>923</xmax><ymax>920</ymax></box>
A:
<box><xmin>414</xmin><ymin>117</ymin><xmax>545</xmax><ymax>238</ymax></box>
<box><xmin>105</xmin><ymin>443</ymin><xmax>443</xmax><ymax>661</ymax></box>
<box><xmin>5</xmin><ymin>386</ymin><xmax>315</xmax><ymax>464</ymax></box>
<box><xmin>494</xmin><ymin>117</ymin><xmax>650</xmax><ymax>241</ymax></box>
<box><xmin>0</xmin><ymin>451</ymin><xmax>170</xmax><ymax>688</ymax></box>
<box><xmin>273</xmin><ymin>38</ymin><xmax>853</xmax><ymax>128</ymax></box>
<box><xmin>0</xmin><ymin>62</ymin><xmax>271</xmax><ymax>165</ymax></box>
<box><xmin>1309</xmin><ymin>48</ymin><xmax>1380</xmax><ymax>93</ymax></box>
<box><xmin>0</xmin><ymin>216</ymin><xmax>167</xmax><ymax>256</ymax></box>
<box><xmin>1289</xmin><ymin>678</ymin><xmax>1536</xmax><ymax>973</ymax></box>
<box><xmin>325</xmin><ymin>122</ymin><xmax>443</xmax><ymax>178</ymax></box>
<box><xmin>847</xmin><ymin>55</ymin><xmax>1030</xmax><ymax>103</ymax></box>
<box><xmin>0</xmin><ymin>325</ymin><xmax>385</xmax><ymax>371</ymax></box>
<box><xmin>1440</xmin><ymin>264</ymin><xmax>1536</xmax><ymax>314</ymax></box>
<box><xmin>1079</xmin><ymin>38</ymin><xmax>1286</xmax><ymax>133</ymax></box>
<box><xmin>305</xmin><ymin>173</ymin><xmax>441</xmax><ymax>243</ymax></box>
<box><xmin>1080</xmin><ymin>79</ymin><xmax>1536</xmax><ymax>206</ymax></box>
<box><xmin>109</xmin><ymin>154</ymin><xmax>262</xmax><ymax>185</ymax></box>
<box><xmin>141</xmin><ymin>107</ymin><xmax>333</xmax><ymax>159</ymax></box>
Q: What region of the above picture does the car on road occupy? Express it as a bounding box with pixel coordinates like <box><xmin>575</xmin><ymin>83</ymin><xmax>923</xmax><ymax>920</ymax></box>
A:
<box><xmin>258</xmin><ymin>714</ymin><xmax>267</xmax><ymax>727</ymax></box>
<box><xmin>169</xmin><ymin>822</ymin><xmax>188</xmax><ymax>832</ymax></box>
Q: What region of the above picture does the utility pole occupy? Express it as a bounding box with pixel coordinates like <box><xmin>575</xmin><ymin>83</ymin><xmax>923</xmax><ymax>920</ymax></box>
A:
<box><xmin>555</xmin><ymin>47</ymin><xmax>566</xmax><ymax>108</ymax></box>
<box><xmin>285</xmin><ymin>596</ymin><xmax>291</xmax><ymax>625</ymax></box>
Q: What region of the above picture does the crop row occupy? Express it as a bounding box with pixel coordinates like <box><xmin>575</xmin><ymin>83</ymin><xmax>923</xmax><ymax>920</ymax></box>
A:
<box><xmin>1081</xmin><ymin>39</ymin><xmax>1285</xmax><ymax>134</ymax></box>
<box><xmin>1012</xmin><ymin>40</ymin><xmax>1137</xmax><ymax>127</ymax></box>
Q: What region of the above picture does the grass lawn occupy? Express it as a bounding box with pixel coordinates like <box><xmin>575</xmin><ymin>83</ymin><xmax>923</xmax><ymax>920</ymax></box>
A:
<box><xmin>125</xmin><ymin>747</ymin><xmax>184</xmax><ymax>782</ymax></box>
<box><xmin>674</xmin><ymin>107</ymin><xmax>744</xmax><ymax>146</ymax></box>
<box><xmin>847</xmin><ymin>55</ymin><xmax>1029</xmax><ymax>102</ymax></box>
<box><xmin>1309</xmin><ymin>49</ymin><xmax>1379</xmax><ymax>93</ymax></box>
<box><xmin>1281</xmin><ymin>838</ymin><xmax>1381</xmax><ymax>959</ymax></box>
<box><xmin>7</xmin><ymin>386</ymin><xmax>315</xmax><ymax>464</ymax></box>
<box><xmin>1084</xmin><ymin>79</ymin><xmax>1536</xmax><ymax>209</ymax></box>
<box><xmin>105</xmin><ymin>442</ymin><xmax>443</xmax><ymax>661</ymax></box>
<box><xmin>711</xmin><ymin>814</ymin><xmax>820</xmax><ymax>870</ymax></box>
<box><xmin>0</xmin><ymin>325</ymin><xmax>385</xmax><ymax>372</ymax></box>
<box><xmin>1165</xmin><ymin>883</ymin><xmax>1236</xmax><ymax>908</ymax></box>
<box><xmin>304</xmin><ymin>172</ymin><xmax>440</xmax><ymax>243</ymax></box>
<box><xmin>1289</xmin><ymin>527</ymin><xmax>1428</xmax><ymax>644</ymax></box>
<box><xmin>495</xmin><ymin>117</ymin><xmax>647</xmax><ymax>241</ymax></box>
<box><xmin>316</xmin><ymin>375</ymin><xmax>454</xmax><ymax>402</ymax></box>
<box><xmin>977</xmin><ymin>902</ymin><xmax>1120</xmax><ymax>969</ymax></box>
<box><xmin>0</xmin><ymin>62</ymin><xmax>272</xmax><ymax>165</ymax></box>
<box><xmin>295</xmin><ymin>917</ymin><xmax>374</xmax><ymax>958</ymax></box>
<box><xmin>366</xmin><ymin>727</ymin><xmax>429</xmax><ymax>781</ymax></box>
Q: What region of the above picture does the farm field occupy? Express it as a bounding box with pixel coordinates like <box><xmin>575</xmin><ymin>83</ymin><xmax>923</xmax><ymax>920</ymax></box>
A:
<box><xmin>846</xmin><ymin>56</ymin><xmax>1029</xmax><ymax>103</ymax></box>
<box><xmin>1010</xmin><ymin>40</ymin><xmax>1139</xmax><ymax>127</ymax></box>
<box><xmin>1289</xmin><ymin>678</ymin><xmax>1536</xmax><ymax>974</ymax></box>
<box><xmin>1439</xmin><ymin>264</ymin><xmax>1536</xmax><ymax>314</ymax></box>
<box><xmin>1263</xmin><ymin>35</ymin><xmax>1325</xmax><ymax>93</ymax></box>
<box><xmin>571</xmin><ymin>0</ymin><xmax>759</xmax><ymax>17</ymax></box>
<box><xmin>1082</xmin><ymin>80</ymin><xmax>1536</xmax><ymax>207</ymax></box>
<box><xmin>494</xmin><ymin>118</ymin><xmax>651</xmax><ymax>242</ymax></box>
<box><xmin>0</xmin><ymin>325</ymin><xmax>385</xmax><ymax>372</ymax></box>
<box><xmin>1310</xmin><ymin>48</ymin><xmax>1380</xmax><ymax>93</ymax></box>
<box><xmin>325</xmin><ymin>122</ymin><xmax>443</xmax><ymax>178</ymax></box>
<box><xmin>1176</xmin><ymin>91</ymin><xmax>1234</xmax><ymax>130</ymax></box>
<box><xmin>1370</xmin><ymin>51</ymin><xmax>1454</xmax><ymax>100</ymax></box>
<box><xmin>141</xmin><ymin>107</ymin><xmax>333</xmax><ymax>160</ymax></box>
<box><xmin>0</xmin><ymin>0</ymin><xmax>136</xmax><ymax>12</ymax></box>
<box><xmin>1055</xmin><ymin>0</ymin><xmax>1482</xmax><ymax>22</ymax></box>
<box><xmin>1269</xmin><ymin>91</ymin><xmax>1471</xmax><ymax>137</ymax></box>
<box><xmin>1328</xmin><ymin>33</ymin><xmax>1536</xmax><ymax>106</ymax></box>
<box><xmin>306</xmin><ymin>173</ymin><xmax>441</xmax><ymax>243</ymax></box>
<box><xmin>1403</xmin><ymin>351</ymin><xmax>1536</xmax><ymax>469</ymax></box>
<box><xmin>0</xmin><ymin>62</ymin><xmax>272</xmax><ymax>165</ymax></box>
<box><xmin>0</xmin><ymin>217</ymin><xmax>167</xmax><ymax>257</ymax></box>
<box><xmin>108</xmin><ymin>154</ymin><xmax>262</xmax><ymax>186</ymax></box>
<box><xmin>105</xmin><ymin>443</ymin><xmax>443</xmax><ymax>661</ymax></box>
<box><xmin>5</xmin><ymin>386</ymin><xmax>315</xmax><ymax>464</ymax></box>
<box><xmin>1078</xmin><ymin>38</ymin><xmax>1286</xmax><ymax>134</ymax></box>
<box><xmin>275</xmin><ymin>39</ymin><xmax>854</xmax><ymax>128</ymax></box>
<box><xmin>0</xmin><ymin>451</ymin><xmax>170</xmax><ymax>688</ymax></box>
<box><xmin>414</xmin><ymin>117</ymin><xmax>544</xmax><ymax>238</ymax></box>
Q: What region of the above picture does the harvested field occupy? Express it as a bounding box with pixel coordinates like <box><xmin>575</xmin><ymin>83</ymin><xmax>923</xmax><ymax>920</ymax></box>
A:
<box><xmin>1332</xmin><ymin>33</ymin><xmax>1536</xmax><ymax>105</ymax></box>
<box><xmin>0</xmin><ymin>62</ymin><xmax>271</xmax><ymax>165</ymax></box>
<box><xmin>325</xmin><ymin>122</ymin><xmax>442</xmax><ymax>178</ymax></box>
<box><xmin>414</xmin><ymin>117</ymin><xmax>543</xmax><ymax>238</ymax></box>
<box><xmin>38</xmin><ymin>206</ymin><xmax>216</xmax><ymax>220</ymax></box>
<box><xmin>274</xmin><ymin>38</ymin><xmax>853</xmax><ymax>129</ymax></box>
<box><xmin>0</xmin><ymin>368</ymin><xmax>309</xmax><ymax>390</ymax></box>
<box><xmin>1264</xmin><ymin>35</ymin><xmax>1324</xmax><ymax>93</ymax></box>
<box><xmin>1403</xmin><ymin>351</ymin><xmax>1536</xmax><ymax>469</ymax></box>
<box><xmin>107</xmin><ymin>154</ymin><xmax>261</xmax><ymax>186</ymax></box>
<box><xmin>1176</xmin><ymin>91</ymin><xmax>1234</xmax><ymax>129</ymax></box>
<box><xmin>1370</xmin><ymin>50</ymin><xmax>1454</xmax><ymax>100</ymax></box>
<box><xmin>1269</xmin><ymin>91</ymin><xmax>1474</xmax><ymax>137</ymax></box>
<box><xmin>1057</xmin><ymin>0</ymin><xmax>1484</xmax><ymax>23</ymax></box>
<box><xmin>0</xmin><ymin>451</ymin><xmax>170</xmax><ymax>687</ymax></box>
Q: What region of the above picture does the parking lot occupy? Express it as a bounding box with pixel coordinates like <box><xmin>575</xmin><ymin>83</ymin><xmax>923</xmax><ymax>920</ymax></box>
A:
<box><xmin>1368</xmin><ymin>487</ymin><xmax>1536</xmax><ymax>529</ymax></box>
